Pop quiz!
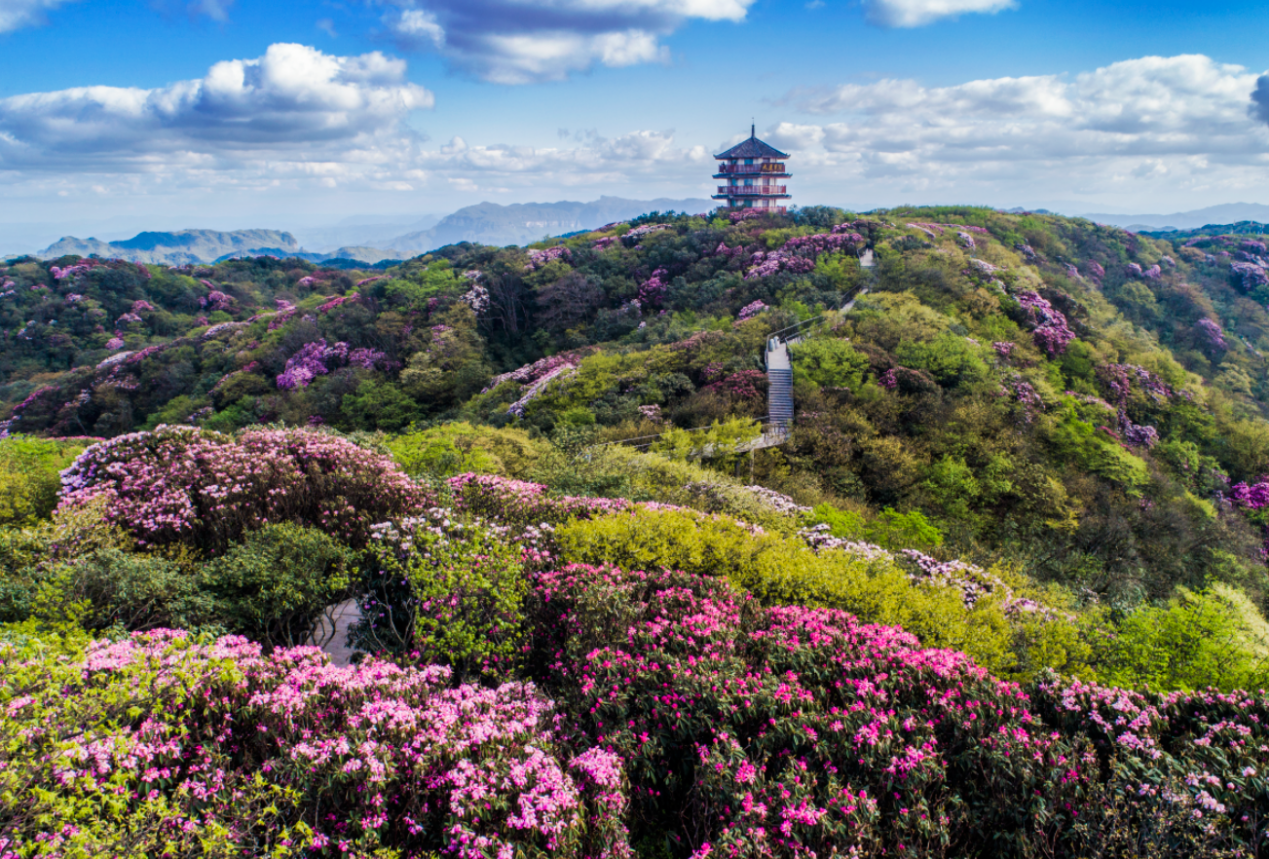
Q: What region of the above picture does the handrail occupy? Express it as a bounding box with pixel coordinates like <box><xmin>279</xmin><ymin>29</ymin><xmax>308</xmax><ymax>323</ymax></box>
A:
<box><xmin>766</xmin><ymin>284</ymin><xmax>869</xmax><ymax>342</ymax></box>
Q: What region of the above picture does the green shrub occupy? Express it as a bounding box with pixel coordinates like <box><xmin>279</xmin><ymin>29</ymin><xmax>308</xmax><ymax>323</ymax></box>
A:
<box><xmin>805</xmin><ymin>502</ymin><xmax>944</xmax><ymax>550</ymax></box>
<box><xmin>355</xmin><ymin>516</ymin><xmax>527</xmax><ymax>679</ymax></box>
<box><xmin>0</xmin><ymin>526</ymin><xmax>54</xmax><ymax>623</ymax></box>
<box><xmin>386</xmin><ymin>422</ymin><xmax>547</xmax><ymax>479</ymax></box>
<box><xmin>0</xmin><ymin>435</ymin><xmax>89</xmax><ymax>526</ymax></box>
<box><xmin>36</xmin><ymin>548</ymin><xmax>218</xmax><ymax>634</ymax></box>
<box><xmin>0</xmin><ymin>497</ymin><xmax>135</xmax><ymax>625</ymax></box>
<box><xmin>1097</xmin><ymin>584</ymin><xmax>1269</xmax><ymax>691</ymax></box>
<box><xmin>202</xmin><ymin>523</ymin><xmax>355</xmax><ymax>649</ymax></box>
<box><xmin>789</xmin><ymin>338</ymin><xmax>869</xmax><ymax>390</ymax></box>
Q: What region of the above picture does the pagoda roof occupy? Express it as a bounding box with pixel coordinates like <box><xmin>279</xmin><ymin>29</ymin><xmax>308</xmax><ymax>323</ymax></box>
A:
<box><xmin>714</xmin><ymin>132</ymin><xmax>788</xmax><ymax>160</ymax></box>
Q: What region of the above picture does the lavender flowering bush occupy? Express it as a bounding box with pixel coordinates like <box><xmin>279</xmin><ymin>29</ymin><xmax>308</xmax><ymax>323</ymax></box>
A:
<box><xmin>58</xmin><ymin>426</ymin><xmax>425</xmax><ymax>551</ymax></box>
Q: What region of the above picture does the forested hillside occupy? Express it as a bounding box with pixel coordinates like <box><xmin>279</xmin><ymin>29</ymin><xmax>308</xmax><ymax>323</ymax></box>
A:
<box><xmin>5</xmin><ymin>207</ymin><xmax>1269</xmax><ymax>856</ymax></box>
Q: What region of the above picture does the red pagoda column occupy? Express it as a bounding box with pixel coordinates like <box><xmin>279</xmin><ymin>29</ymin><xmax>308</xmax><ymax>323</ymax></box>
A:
<box><xmin>712</xmin><ymin>125</ymin><xmax>791</xmax><ymax>214</ymax></box>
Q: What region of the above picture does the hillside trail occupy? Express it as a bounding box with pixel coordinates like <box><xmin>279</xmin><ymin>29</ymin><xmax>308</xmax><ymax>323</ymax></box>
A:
<box><xmin>313</xmin><ymin>249</ymin><xmax>875</xmax><ymax>664</ymax></box>
<box><xmin>743</xmin><ymin>280</ymin><xmax>871</xmax><ymax>453</ymax></box>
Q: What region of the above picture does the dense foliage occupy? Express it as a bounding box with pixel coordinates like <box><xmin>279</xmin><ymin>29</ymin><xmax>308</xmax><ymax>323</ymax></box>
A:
<box><xmin>6</xmin><ymin>207</ymin><xmax>1269</xmax><ymax>855</ymax></box>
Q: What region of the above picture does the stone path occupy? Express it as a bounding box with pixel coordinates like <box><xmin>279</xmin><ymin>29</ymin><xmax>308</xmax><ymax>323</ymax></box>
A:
<box><xmin>308</xmin><ymin>598</ymin><xmax>362</xmax><ymax>666</ymax></box>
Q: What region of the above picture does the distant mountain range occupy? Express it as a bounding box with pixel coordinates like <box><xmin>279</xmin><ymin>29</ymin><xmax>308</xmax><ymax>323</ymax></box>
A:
<box><xmin>1080</xmin><ymin>203</ymin><xmax>1269</xmax><ymax>232</ymax></box>
<box><xmin>378</xmin><ymin>196</ymin><xmax>712</xmax><ymax>252</ymax></box>
<box><xmin>24</xmin><ymin>196</ymin><xmax>714</xmax><ymax>266</ymax></box>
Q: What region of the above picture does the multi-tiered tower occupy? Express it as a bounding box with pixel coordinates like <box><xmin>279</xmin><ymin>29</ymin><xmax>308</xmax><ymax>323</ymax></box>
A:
<box><xmin>711</xmin><ymin>125</ymin><xmax>791</xmax><ymax>214</ymax></box>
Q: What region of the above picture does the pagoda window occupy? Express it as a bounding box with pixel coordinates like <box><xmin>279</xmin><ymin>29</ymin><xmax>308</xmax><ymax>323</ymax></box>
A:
<box><xmin>745</xmin><ymin>158</ymin><xmax>754</xmax><ymax>165</ymax></box>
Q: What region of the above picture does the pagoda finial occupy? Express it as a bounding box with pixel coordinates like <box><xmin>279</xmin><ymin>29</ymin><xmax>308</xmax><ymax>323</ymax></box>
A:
<box><xmin>751</xmin><ymin>122</ymin><xmax>755</xmax><ymax>138</ymax></box>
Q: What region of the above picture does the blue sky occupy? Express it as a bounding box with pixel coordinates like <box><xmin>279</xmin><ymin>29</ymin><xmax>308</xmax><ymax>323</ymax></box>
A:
<box><xmin>1</xmin><ymin>0</ymin><xmax>1268</xmax><ymax>247</ymax></box>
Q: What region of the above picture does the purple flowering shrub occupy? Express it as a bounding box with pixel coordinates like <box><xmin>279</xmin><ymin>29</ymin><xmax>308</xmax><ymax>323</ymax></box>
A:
<box><xmin>1194</xmin><ymin>318</ymin><xmax>1228</xmax><ymax>352</ymax></box>
<box><xmin>5</xmin><ymin>629</ymin><xmax>632</xmax><ymax>858</ymax></box>
<box><xmin>637</xmin><ymin>269</ymin><xmax>669</xmax><ymax>307</ymax></box>
<box><xmin>1015</xmin><ymin>291</ymin><xmax>1075</xmax><ymax>356</ymax></box>
<box><xmin>58</xmin><ymin>426</ymin><xmax>426</xmax><ymax>551</ymax></box>
<box><xmin>276</xmin><ymin>339</ymin><xmax>352</xmax><ymax>390</ymax></box>
<box><xmin>703</xmin><ymin>369</ymin><xmax>767</xmax><ymax>401</ymax></box>
<box><xmin>525</xmin><ymin>245</ymin><xmax>572</xmax><ymax>271</ymax></box>
<box><xmin>744</xmin><ymin>227</ymin><xmax>862</xmax><ymax>280</ymax></box>
<box><xmin>446</xmin><ymin>473</ymin><xmax>631</xmax><ymax>530</ymax></box>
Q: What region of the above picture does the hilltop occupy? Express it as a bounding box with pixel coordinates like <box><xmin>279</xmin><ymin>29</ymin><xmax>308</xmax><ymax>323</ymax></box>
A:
<box><xmin>5</xmin><ymin>204</ymin><xmax>1269</xmax><ymax>856</ymax></box>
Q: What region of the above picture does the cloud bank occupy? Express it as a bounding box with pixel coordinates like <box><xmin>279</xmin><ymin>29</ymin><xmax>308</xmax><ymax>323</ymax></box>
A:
<box><xmin>0</xmin><ymin>43</ymin><xmax>434</xmax><ymax>171</ymax></box>
<box><xmin>380</xmin><ymin>0</ymin><xmax>756</xmax><ymax>83</ymax></box>
<box><xmin>2</xmin><ymin>48</ymin><xmax>1268</xmax><ymax>215</ymax></box>
<box><xmin>775</xmin><ymin>54</ymin><xmax>1269</xmax><ymax>201</ymax></box>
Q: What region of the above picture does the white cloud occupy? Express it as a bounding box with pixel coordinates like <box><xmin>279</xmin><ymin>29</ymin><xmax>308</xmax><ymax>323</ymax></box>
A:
<box><xmin>765</xmin><ymin>122</ymin><xmax>825</xmax><ymax>151</ymax></box>
<box><xmin>0</xmin><ymin>37</ymin><xmax>708</xmax><ymax>213</ymax></box>
<box><xmin>392</xmin><ymin>9</ymin><xmax>445</xmax><ymax>49</ymax></box>
<box><xmin>381</xmin><ymin>0</ymin><xmax>756</xmax><ymax>83</ymax></box>
<box><xmin>0</xmin><ymin>43</ymin><xmax>434</xmax><ymax>170</ymax></box>
<box><xmin>0</xmin><ymin>0</ymin><xmax>78</xmax><ymax>32</ymax></box>
<box><xmin>775</xmin><ymin>54</ymin><xmax>1269</xmax><ymax>207</ymax></box>
<box><xmin>416</xmin><ymin>129</ymin><xmax>707</xmax><ymax>190</ymax></box>
<box><xmin>863</xmin><ymin>0</ymin><xmax>1015</xmax><ymax>27</ymax></box>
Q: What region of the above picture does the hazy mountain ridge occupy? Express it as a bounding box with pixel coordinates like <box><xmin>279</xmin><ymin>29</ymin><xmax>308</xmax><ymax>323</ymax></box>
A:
<box><xmin>26</xmin><ymin>197</ymin><xmax>713</xmax><ymax>265</ymax></box>
<box><xmin>381</xmin><ymin>196</ymin><xmax>713</xmax><ymax>251</ymax></box>
<box><xmin>40</xmin><ymin>229</ymin><xmax>303</xmax><ymax>266</ymax></box>
<box><xmin>1082</xmin><ymin>202</ymin><xmax>1269</xmax><ymax>231</ymax></box>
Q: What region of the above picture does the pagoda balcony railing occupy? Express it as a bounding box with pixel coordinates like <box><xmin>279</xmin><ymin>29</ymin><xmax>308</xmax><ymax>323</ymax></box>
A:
<box><xmin>719</xmin><ymin>206</ymin><xmax>788</xmax><ymax>214</ymax></box>
<box><xmin>716</xmin><ymin>163</ymin><xmax>787</xmax><ymax>174</ymax></box>
<box><xmin>717</xmin><ymin>185</ymin><xmax>787</xmax><ymax>195</ymax></box>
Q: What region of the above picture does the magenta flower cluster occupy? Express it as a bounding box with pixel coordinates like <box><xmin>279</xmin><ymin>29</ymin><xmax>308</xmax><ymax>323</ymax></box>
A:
<box><xmin>745</xmin><ymin>230</ymin><xmax>861</xmax><ymax>280</ymax></box>
<box><xmin>638</xmin><ymin>269</ymin><xmax>669</xmax><ymax>307</ymax></box>
<box><xmin>737</xmin><ymin>300</ymin><xmax>769</xmax><ymax>320</ymax></box>
<box><xmin>1001</xmin><ymin>372</ymin><xmax>1044</xmax><ymax>421</ymax></box>
<box><xmin>1229</xmin><ymin>481</ymin><xmax>1269</xmax><ymax>510</ymax></box>
<box><xmin>1232</xmin><ymin>260</ymin><xmax>1269</xmax><ymax>290</ymax></box>
<box><xmin>532</xmin><ymin>563</ymin><xmax>1086</xmax><ymax>858</ymax></box>
<box><xmin>703</xmin><ymin>370</ymin><xmax>766</xmax><ymax>400</ymax></box>
<box><xmin>1195</xmin><ymin>318</ymin><xmax>1228</xmax><ymax>351</ymax></box>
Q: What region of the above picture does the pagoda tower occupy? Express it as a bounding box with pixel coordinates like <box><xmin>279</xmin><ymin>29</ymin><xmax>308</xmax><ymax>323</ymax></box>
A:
<box><xmin>712</xmin><ymin>125</ymin><xmax>791</xmax><ymax>213</ymax></box>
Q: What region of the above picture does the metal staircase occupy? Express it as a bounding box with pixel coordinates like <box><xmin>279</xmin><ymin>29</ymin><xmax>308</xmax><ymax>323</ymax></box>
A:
<box><xmin>766</xmin><ymin>338</ymin><xmax>795</xmax><ymax>432</ymax></box>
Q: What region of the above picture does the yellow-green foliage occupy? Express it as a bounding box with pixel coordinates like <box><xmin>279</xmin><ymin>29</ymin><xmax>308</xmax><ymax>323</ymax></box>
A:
<box><xmin>807</xmin><ymin>502</ymin><xmax>944</xmax><ymax>551</ymax></box>
<box><xmin>789</xmin><ymin>338</ymin><xmax>869</xmax><ymax>390</ymax></box>
<box><xmin>556</xmin><ymin>508</ymin><xmax>1025</xmax><ymax>675</ymax></box>
<box><xmin>531</xmin><ymin>445</ymin><xmax>799</xmax><ymax>533</ymax></box>
<box><xmin>1098</xmin><ymin>584</ymin><xmax>1269</xmax><ymax>691</ymax></box>
<box><xmin>0</xmin><ymin>435</ymin><xmax>90</xmax><ymax>526</ymax></box>
<box><xmin>650</xmin><ymin>416</ymin><xmax>760</xmax><ymax>468</ymax></box>
<box><xmin>386</xmin><ymin>422</ymin><xmax>547</xmax><ymax>479</ymax></box>
<box><xmin>1048</xmin><ymin>402</ymin><xmax>1149</xmax><ymax>488</ymax></box>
